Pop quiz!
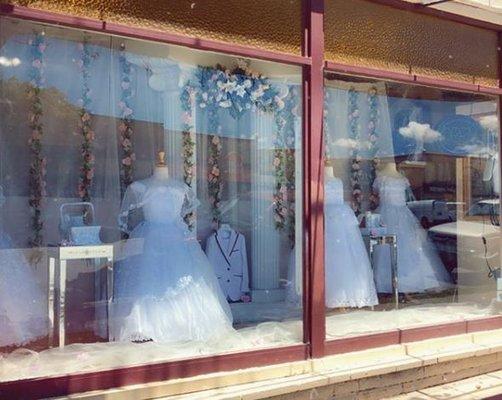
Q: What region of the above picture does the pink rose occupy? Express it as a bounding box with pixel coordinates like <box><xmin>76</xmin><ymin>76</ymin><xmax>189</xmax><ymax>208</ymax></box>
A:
<box><xmin>118</xmin><ymin>123</ymin><xmax>127</xmax><ymax>133</ymax></box>
<box><xmin>211</xmin><ymin>136</ymin><xmax>220</xmax><ymax>145</ymax></box>
<box><xmin>82</xmin><ymin>113</ymin><xmax>91</xmax><ymax>122</ymax></box>
<box><xmin>273</xmin><ymin>157</ymin><xmax>281</xmax><ymax>167</ymax></box>
<box><xmin>122</xmin><ymin>157</ymin><xmax>132</xmax><ymax>166</ymax></box>
<box><xmin>121</xmin><ymin>81</ymin><xmax>130</xmax><ymax>90</ymax></box>
<box><xmin>182</xmin><ymin>112</ymin><xmax>192</xmax><ymax>125</ymax></box>
<box><xmin>38</xmin><ymin>43</ymin><xmax>46</xmax><ymax>52</ymax></box>
<box><xmin>240</xmin><ymin>294</ymin><xmax>251</xmax><ymax>303</ymax></box>
<box><xmin>211</xmin><ymin>166</ymin><xmax>220</xmax><ymax>177</ymax></box>
<box><xmin>32</xmin><ymin>59</ymin><xmax>42</xmax><ymax>69</ymax></box>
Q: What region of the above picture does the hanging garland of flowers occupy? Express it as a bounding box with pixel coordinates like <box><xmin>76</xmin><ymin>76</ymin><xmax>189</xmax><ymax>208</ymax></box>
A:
<box><xmin>367</xmin><ymin>85</ymin><xmax>380</xmax><ymax>210</ymax></box>
<box><xmin>348</xmin><ymin>86</ymin><xmax>363</xmax><ymax>216</ymax></box>
<box><xmin>194</xmin><ymin>64</ymin><xmax>280</xmax><ymax>224</ymax></box>
<box><xmin>27</xmin><ymin>31</ymin><xmax>47</xmax><ymax>247</ymax></box>
<box><xmin>180</xmin><ymin>82</ymin><xmax>197</xmax><ymax>229</ymax></box>
<box><xmin>118</xmin><ymin>43</ymin><xmax>135</xmax><ymax>194</ymax></box>
<box><xmin>76</xmin><ymin>37</ymin><xmax>98</xmax><ymax>201</ymax></box>
<box><xmin>273</xmin><ymin>86</ymin><xmax>299</xmax><ymax>245</ymax></box>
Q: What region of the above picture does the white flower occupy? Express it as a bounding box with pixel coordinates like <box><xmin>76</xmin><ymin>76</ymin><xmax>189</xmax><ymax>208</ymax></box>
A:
<box><xmin>201</xmin><ymin>92</ymin><xmax>208</xmax><ymax>102</ymax></box>
<box><xmin>243</xmin><ymin>79</ymin><xmax>252</xmax><ymax>88</ymax></box>
<box><xmin>219</xmin><ymin>100</ymin><xmax>232</xmax><ymax>108</ymax></box>
<box><xmin>235</xmin><ymin>85</ymin><xmax>246</xmax><ymax>97</ymax></box>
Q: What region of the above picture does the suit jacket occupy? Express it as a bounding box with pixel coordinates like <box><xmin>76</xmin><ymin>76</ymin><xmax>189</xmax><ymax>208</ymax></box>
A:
<box><xmin>206</xmin><ymin>228</ymin><xmax>250</xmax><ymax>302</ymax></box>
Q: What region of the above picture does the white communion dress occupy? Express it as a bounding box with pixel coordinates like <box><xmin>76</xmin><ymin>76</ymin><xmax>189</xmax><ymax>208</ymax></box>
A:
<box><xmin>325</xmin><ymin>177</ymin><xmax>379</xmax><ymax>308</ymax></box>
<box><xmin>0</xmin><ymin>190</ymin><xmax>47</xmax><ymax>347</ymax></box>
<box><xmin>112</xmin><ymin>177</ymin><xmax>234</xmax><ymax>343</ymax></box>
<box><xmin>373</xmin><ymin>175</ymin><xmax>452</xmax><ymax>293</ymax></box>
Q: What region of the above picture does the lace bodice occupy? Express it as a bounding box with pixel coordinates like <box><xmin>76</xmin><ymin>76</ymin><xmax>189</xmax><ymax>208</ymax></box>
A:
<box><xmin>119</xmin><ymin>178</ymin><xmax>198</xmax><ymax>232</ymax></box>
<box><xmin>373</xmin><ymin>175</ymin><xmax>409</xmax><ymax>206</ymax></box>
<box><xmin>325</xmin><ymin>177</ymin><xmax>345</xmax><ymax>206</ymax></box>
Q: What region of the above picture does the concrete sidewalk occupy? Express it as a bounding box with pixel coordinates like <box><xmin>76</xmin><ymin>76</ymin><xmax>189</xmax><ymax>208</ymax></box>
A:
<box><xmin>387</xmin><ymin>370</ymin><xmax>502</xmax><ymax>400</ymax></box>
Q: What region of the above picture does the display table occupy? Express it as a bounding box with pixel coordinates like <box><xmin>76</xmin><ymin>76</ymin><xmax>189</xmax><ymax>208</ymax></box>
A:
<box><xmin>48</xmin><ymin>245</ymin><xmax>114</xmax><ymax>347</ymax></box>
<box><xmin>361</xmin><ymin>232</ymin><xmax>399</xmax><ymax>309</ymax></box>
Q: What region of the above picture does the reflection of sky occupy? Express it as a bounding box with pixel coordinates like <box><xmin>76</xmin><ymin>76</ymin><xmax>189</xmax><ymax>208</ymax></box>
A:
<box><xmin>388</xmin><ymin>96</ymin><xmax>495</xmax><ymax>157</ymax></box>
<box><xmin>1</xmin><ymin>34</ymin><xmax>298</xmax><ymax>141</ymax></box>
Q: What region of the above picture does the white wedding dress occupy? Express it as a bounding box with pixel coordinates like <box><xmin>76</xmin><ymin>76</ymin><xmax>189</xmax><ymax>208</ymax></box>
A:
<box><xmin>325</xmin><ymin>178</ymin><xmax>378</xmax><ymax>308</ymax></box>
<box><xmin>0</xmin><ymin>188</ymin><xmax>47</xmax><ymax>347</ymax></box>
<box><xmin>373</xmin><ymin>175</ymin><xmax>452</xmax><ymax>293</ymax></box>
<box><xmin>112</xmin><ymin>177</ymin><xmax>234</xmax><ymax>343</ymax></box>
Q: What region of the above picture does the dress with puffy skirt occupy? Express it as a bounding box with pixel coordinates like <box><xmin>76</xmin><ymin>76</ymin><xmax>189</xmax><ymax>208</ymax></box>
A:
<box><xmin>325</xmin><ymin>177</ymin><xmax>379</xmax><ymax>308</ymax></box>
<box><xmin>112</xmin><ymin>177</ymin><xmax>234</xmax><ymax>343</ymax></box>
<box><xmin>373</xmin><ymin>175</ymin><xmax>452</xmax><ymax>293</ymax></box>
<box><xmin>0</xmin><ymin>226</ymin><xmax>47</xmax><ymax>347</ymax></box>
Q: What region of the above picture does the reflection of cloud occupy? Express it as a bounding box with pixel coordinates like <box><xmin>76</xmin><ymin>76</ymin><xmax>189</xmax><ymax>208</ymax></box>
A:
<box><xmin>333</xmin><ymin>138</ymin><xmax>357</xmax><ymax>149</ymax></box>
<box><xmin>480</xmin><ymin>115</ymin><xmax>499</xmax><ymax>132</ymax></box>
<box><xmin>458</xmin><ymin>144</ymin><xmax>495</xmax><ymax>156</ymax></box>
<box><xmin>399</xmin><ymin>121</ymin><xmax>442</xmax><ymax>143</ymax></box>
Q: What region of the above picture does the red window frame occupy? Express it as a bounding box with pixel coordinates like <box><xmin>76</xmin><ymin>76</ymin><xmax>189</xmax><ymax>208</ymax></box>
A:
<box><xmin>0</xmin><ymin>1</ymin><xmax>501</xmax><ymax>398</ymax></box>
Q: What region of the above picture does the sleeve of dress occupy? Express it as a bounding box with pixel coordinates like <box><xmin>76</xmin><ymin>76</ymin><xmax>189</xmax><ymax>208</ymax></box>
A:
<box><xmin>181</xmin><ymin>185</ymin><xmax>201</xmax><ymax>217</ymax></box>
<box><xmin>118</xmin><ymin>184</ymin><xmax>141</xmax><ymax>234</ymax></box>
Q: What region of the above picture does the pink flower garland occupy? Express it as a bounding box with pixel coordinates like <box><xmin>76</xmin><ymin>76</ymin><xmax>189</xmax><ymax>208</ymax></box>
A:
<box><xmin>180</xmin><ymin>84</ymin><xmax>197</xmax><ymax>229</ymax></box>
<box><xmin>27</xmin><ymin>32</ymin><xmax>46</xmax><ymax>247</ymax></box>
<box><xmin>118</xmin><ymin>44</ymin><xmax>135</xmax><ymax>193</ymax></box>
<box><xmin>76</xmin><ymin>38</ymin><xmax>97</xmax><ymax>201</ymax></box>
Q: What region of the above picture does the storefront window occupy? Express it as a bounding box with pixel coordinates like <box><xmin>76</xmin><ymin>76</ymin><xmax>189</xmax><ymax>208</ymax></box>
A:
<box><xmin>324</xmin><ymin>73</ymin><xmax>501</xmax><ymax>339</ymax></box>
<box><xmin>0</xmin><ymin>18</ymin><xmax>303</xmax><ymax>381</ymax></box>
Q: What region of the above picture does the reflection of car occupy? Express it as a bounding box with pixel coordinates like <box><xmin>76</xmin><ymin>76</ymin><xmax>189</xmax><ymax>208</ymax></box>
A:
<box><xmin>428</xmin><ymin>220</ymin><xmax>500</xmax><ymax>289</ymax></box>
<box><xmin>407</xmin><ymin>199</ymin><xmax>451</xmax><ymax>229</ymax></box>
<box><xmin>466</xmin><ymin>199</ymin><xmax>499</xmax><ymax>225</ymax></box>
<box><xmin>446</xmin><ymin>202</ymin><xmax>465</xmax><ymax>221</ymax></box>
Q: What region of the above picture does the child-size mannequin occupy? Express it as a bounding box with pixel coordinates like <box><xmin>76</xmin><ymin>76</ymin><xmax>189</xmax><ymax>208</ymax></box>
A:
<box><xmin>324</xmin><ymin>162</ymin><xmax>378</xmax><ymax>308</ymax></box>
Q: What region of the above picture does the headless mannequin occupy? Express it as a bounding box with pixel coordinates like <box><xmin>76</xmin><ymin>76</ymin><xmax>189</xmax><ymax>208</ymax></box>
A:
<box><xmin>153</xmin><ymin>151</ymin><xmax>170</xmax><ymax>180</ymax></box>
<box><xmin>376</xmin><ymin>161</ymin><xmax>402</xmax><ymax>179</ymax></box>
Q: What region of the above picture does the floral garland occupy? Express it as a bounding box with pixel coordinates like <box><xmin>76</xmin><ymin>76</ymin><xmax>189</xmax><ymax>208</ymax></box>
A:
<box><xmin>348</xmin><ymin>86</ymin><xmax>363</xmax><ymax>216</ymax></box>
<box><xmin>273</xmin><ymin>86</ymin><xmax>299</xmax><ymax>245</ymax></box>
<box><xmin>180</xmin><ymin>83</ymin><xmax>197</xmax><ymax>229</ymax></box>
<box><xmin>27</xmin><ymin>31</ymin><xmax>47</xmax><ymax>247</ymax></box>
<box><xmin>118</xmin><ymin>43</ymin><xmax>135</xmax><ymax>194</ymax></box>
<box><xmin>367</xmin><ymin>85</ymin><xmax>380</xmax><ymax>210</ymax></box>
<box><xmin>76</xmin><ymin>37</ymin><xmax>98</xmax><ymax>201</ymax></box>
<box><xmin>194</xmin><ymin>64</ymin><xmax>281</xmax><ymax>224</ymax></box>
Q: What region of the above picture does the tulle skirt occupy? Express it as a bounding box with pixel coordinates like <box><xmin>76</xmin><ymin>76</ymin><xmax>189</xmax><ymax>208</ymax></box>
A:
<box><xmin>325</xmin><ymin>204</ymin><xmax>378</xmax><ymax>308</ymax></box>
<box><xmin>112</xmin><ymin>222</ymin><xmax>234</xmax><ymax>343</ymax></box>
<box><xmin>374</xmin><ymin>205</ymin><xmax>452</xmax><ymax>293</ymax></box>
<box><xmin>0</xmin><ymin>233</ymin><xmax>47</xmax><ymax>347</ymax></box>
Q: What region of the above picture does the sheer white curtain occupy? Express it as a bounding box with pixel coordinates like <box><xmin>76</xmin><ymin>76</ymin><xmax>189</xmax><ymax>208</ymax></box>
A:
<box><xmin>325</xmin><ymin>81</ymin><xmax>393</xmax><ymax>211</ymax></box>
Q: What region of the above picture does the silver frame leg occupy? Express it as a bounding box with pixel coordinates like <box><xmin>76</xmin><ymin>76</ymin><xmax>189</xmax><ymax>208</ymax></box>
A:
<box><xmin>48</xmin><ymin>257</ymin><xmax>55</xmax><ymax>347</ymax></box>
<box><xmin>59</xmin><ymin>260</ymin><xmax>67</xmax><ymax>348</ymax></box>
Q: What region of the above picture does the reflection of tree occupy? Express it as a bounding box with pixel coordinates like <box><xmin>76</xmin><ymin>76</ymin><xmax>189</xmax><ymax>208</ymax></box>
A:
<box><xmin>0</xmin><ymin>77</ymin><xmax>79</xmax><ymax>127</ymax></box>
<box><xmin>0</xmin><ymin>77</ymin><xmax>80</xmax><ymax>196</ymax></box>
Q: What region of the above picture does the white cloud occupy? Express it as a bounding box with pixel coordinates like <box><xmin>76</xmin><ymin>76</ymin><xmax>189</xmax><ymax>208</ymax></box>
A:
<box><xmin>479</xmin><ymin>115</ymin><xmax>499</xmax><ymax>132</ymax></box>
<box><xmin>399</xmin><ymin>121</ymin><xmax>442</xmax><ymax>143</ymax></box>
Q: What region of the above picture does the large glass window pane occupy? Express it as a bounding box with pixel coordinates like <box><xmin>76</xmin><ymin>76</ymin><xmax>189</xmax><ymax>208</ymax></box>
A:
<box><xmin>324</xmin><ymin>73</ymin><xmax>501</xmax><ymax>340</ymax></box>
<box><xmin>0</xmin><ymin>17</ymin><xmax>303</xmax><ymax>382</ymax></box>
